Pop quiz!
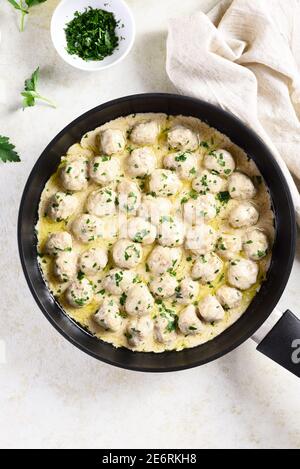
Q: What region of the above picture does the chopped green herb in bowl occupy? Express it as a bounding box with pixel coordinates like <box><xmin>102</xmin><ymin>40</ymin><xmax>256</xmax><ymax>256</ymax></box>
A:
<box><xmin>65</xmin><ymin>7</ymin><xmax>119</xmax><ymax>61</ymax></box>
<box><xmin>51</xmin><ymin>0</ymin><xmax>135</xmax><ymax>71</ymax></box>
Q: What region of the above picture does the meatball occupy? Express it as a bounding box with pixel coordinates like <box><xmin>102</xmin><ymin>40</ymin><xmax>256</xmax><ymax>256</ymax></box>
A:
<box><xmin>103</xmin><ymin>268</ymin><xmax>136</xmax><ymax>295</ymax></box>
<box><xmin>72</xmin><ymin>214</ymin><xmax>103</xmax><ymax>243</ymax></box>
<box><xmin>154</xmin><ymin>314</ymin><xmax>177</xmax><ymax>345</ymax></box>
<box><xmin>86</xmin><ymin>188</ymin><xmax>117</xmax><ymax>217</ymax></box>
<box><xmin>157</xmin><ymin>216</ymin><xmax>185</xmax><ymax>247</ymax></box>
<box><xmin>191</xmin><ymin>252</ymin><xmax>223</xmax><ymax>284</ymax></box>
<box><xmin>60</xmin><ymin>157</ymin><xmax>88</xmax><ymax>192</ymax></box>
<box><xmin>127</xmin><ymin>217</ymin><xmax>157</xmax><ymax>245</ymax></box>
<box><xmin>130</xmin><ymin>120</ymin><xmax>159</xmax><ymax>145</ymax></box>
<box><xmin>125</xmin><ymin>284</ymin><xmax>154</xmax><ymax>316</ymax></box>
<box><xmin>198</xmin><ymin>295</ymin><xmax>225</xmax><ymax>322</ymax></box>
<box><xmin>94</xmin><ymin>297</ymin><xmax>123</xmax><ymax>331</ymax></box>
<box><xmin>175</xmin><ymin>277</ymin><xmax>199</xmax><ymax>304</ymax></box>
<box><xmin>192</xmin><ymin>170</ymin><xmax>225</xmax><ymax>194</ymax></box>
<box><xmin>216</xmin><ymin>233</ymin><xmax>242</xmax><ymax>260</ymax></box>
<box><xmin>126</xmin><ymin>316</ymin><xmax>153</xmax><ymax>348</ymax></box>
<box><xmin>185</xmin><ymin>224</ymin><xmax>217</xmax><ymax>255</ymax></box>
<box><xmin>112</xmin><ymin>239</ymin><xmax>143</xmax><ymax>269</ymax></box>
<box><xmin>149</xmin><ymin>169</ymin><xmax>182</xmax><ymax>197</ymax></box>
<box><xmin>78</xmin><ymin>247</ymin><xmax>108</xmax><ymax>275</ymax></box>
<box><xmin>183</xmin><ymin>193</ymin><xmax>217</xmax><ymax>224</ymax></box>
<box><xmin>66</xmin><ymin>277</ymin><xmax>94</xmax><ymax>308</ymax></box>
<box><xmin>147</xmin><ymin>246</ymin><xmax>182</xmax><ymax>275</ymax></box>
<box><xmin>126</xmin><ymin>147</ymin><xmax>156</xmax><ymax>177</ymax></box>
<box><xmin>227</xmin><ymin>258</ymin><xmax>259</xmax><ymax>290</ymax></box>
<box><xmin>45</xmin><ymin>231</ymin><xmax>73</xmax><ymax>256</ymax></box>
<box><xmin>178</xmin><ymin>305</ymin><xmax>203</xmax><ymax>335</ymax></box>
<box><xmin>204</xmin><ymin>149</ymin><xmax>235</xmax><ymax>176</ymax></box>
<box><xmin>117</xmin><ymin>180</ymin><xmax>141</xmax><ymax>214</ymax></box>
<box><xmin>100</xmin><ymin>128</ymin><xmax>125</xmax><ymax>155</ymax></box>
<box><xmin>137</xmin><ymin>195</ymin><xmax>172</xmax><ymax>225</ymax></box>
<box><xmin>216</xmin><ymin>285</ymin><xmax>242</xmax><ymax>309</ymax></box>
<box><xmin>149</xmin><ymin>273</ymin><xmax>178</xmax><ymax>299</ymax></box>
<box><xmin>167</xmin><ymin>125</ymin><xmax>199</xmax><ymax>151</ymax></box>
<box><xmin>46</xmin><ymin>191</ymin><xmax>78</xmax><ymax>222</ymax></box>
<box><xmin>243</xmin><ymin>229</ymin><xmax>268</xmax><ymax>260</ymax></box>
<box><xmin>53</xmin><ymin>251</ymin><xmax>77</xmax><ymax>282</ymax></box>
<box><xmin>89</xmin><ymin>156</ymin><xmax>120</xmax><ymax>186</ymax></box>
<box><xmin>229</xmin><ymin>202</ymin><xmax>259</xmax><ymax>228</ymax></box>
<box><xmin>228</xmin><ymin>172</ymin><xmax>256</xmax><ymax>199</ymax></box>
<box><xmin>163</xmin><ymin>151</ymin><xmax>198</xmax><ymax>180</ymax></box>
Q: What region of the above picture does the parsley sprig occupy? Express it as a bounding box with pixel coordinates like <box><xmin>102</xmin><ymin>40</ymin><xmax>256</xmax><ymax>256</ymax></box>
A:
<box><xmin>21</xmin><ymin>67</ymin><xmax>56</xmax><ymax>109</ymax></box>
<box><xmin>7</xmin><ymin>0</ymin><xmax>47</xmax><ymax>32</ymax></box>
<box><xmin>0</xmin><ymin>136</ymin><xmax>20</xmax><ymax>163</ymax></box>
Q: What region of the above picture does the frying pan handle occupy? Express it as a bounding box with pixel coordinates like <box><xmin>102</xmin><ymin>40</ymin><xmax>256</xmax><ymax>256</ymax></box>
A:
<box><xmin>252</xmin><ymin>309</ymin><xmax>300</xmax><ymax>377</ymax></box>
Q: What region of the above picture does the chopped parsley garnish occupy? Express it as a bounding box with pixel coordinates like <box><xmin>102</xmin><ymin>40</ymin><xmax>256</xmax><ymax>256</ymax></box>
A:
<box><xmin>175</xmin><ymin>152</ymin><xmax>188</xmax><ymax>162</ymax></box>
<box><xmin>257</xmin><ymin>250</ymin><xmax>266</xmax><ymax>258</ymax></box>
<box><xmin>181</xmin><ymin>190</ymin><xmax>198</xmax><ymax>204</ymax></box>
<box><xmin>189</xmin><ymin>190</ymin><xmax>198</xmax><ymax>200</ymax></box>
<box><xmin>74</xmin><ymin>298</ymin><xmax>86</xmax><ymax>307</ymax></box>
<box><xmin>118</xmin><ymin>309</ymin><xmax>127</xmax><ymax>319</ymax></box>
<box><xmin>65</xmin><ymin>7</ymin><xmax>119</xmax><ymax>61</ymax></box>
<box><xmin>133</xmin><ymin>229</ymin><xmax>149</xmax><ymax>243</ymax></box>
<box><xmin>158</xmin><ymin>302</ymin><xmax>178</xmax><ymax>333</ymax></box>
<box><xmin>180</xmin><ymin>195</ymin><xmax>189</xmax><ymax>205</ymax></box>
<box><xmin>77</xmin><ymin>270</ymin><xmax>85</xmax><ymax>280</ymax></box>
<box><xmin>216</xmin><ymin>191</ymin><xmax>230</xmax><ymax>204</ymax></box>
<box><xmin>120</xmin><ymin>292</ymin><xmax>127</xmax><ymax>306</ymax></box>
<box><xmin>124</xmin><ymin>244</ymin><xmax>140</xmax><ymax>261</ymax></box>
<box><xmin>114</xmin><ymin>271</ymin><xmax>123</xmax><ymax>287</ymax></box>
<box><xmin>166</xmin><ymin>315</ymin><xmax>178</xmax><ymax>333</ymax></box>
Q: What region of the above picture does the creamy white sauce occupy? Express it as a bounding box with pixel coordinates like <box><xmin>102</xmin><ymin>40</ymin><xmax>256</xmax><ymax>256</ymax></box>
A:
<box><xmin>36</xmin><ymin>113</ymin><xmax>274</xmax><ymax>352</ymax></box>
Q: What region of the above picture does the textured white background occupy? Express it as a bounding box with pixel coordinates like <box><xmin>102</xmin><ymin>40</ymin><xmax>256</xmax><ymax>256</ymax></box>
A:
<box><xmin>0</xmin><ymin>0</ymin><xmax>300</xmax><ymax>449</ymax></box>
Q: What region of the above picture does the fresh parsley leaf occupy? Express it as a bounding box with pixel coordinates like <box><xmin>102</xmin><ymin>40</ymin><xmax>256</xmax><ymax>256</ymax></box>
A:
<box><xmin>21</xmin><ymin>90</ymin><xmax>36</xmax><ymax>107</ymax></box>
<box><xmin>21</xmin><ymin>67</ymin><xmax>56</xmax><ymax>109</ymax></box>
<box><xmin>8</xmin><ymin>0</ymin><xmax>47</xmax><ymax>31</ymax></box>
<box><xmin>25</xmin><ymin>0</ymin><xmax>47</xmax><ymax>6</ymax></box>
<box><xmin>7</xmin><ymin>0</ymin><xmax>27</xmax><ymax>12</ymax></box>
<box><xmin>24</xmin><ymin>66</ymin><xmax>39</xmax><ymax>92</ymax></box>
<box><xmin>0</xmin><ymin>135</ymin><xmax>21</xmax><ymax>163</ymax></box>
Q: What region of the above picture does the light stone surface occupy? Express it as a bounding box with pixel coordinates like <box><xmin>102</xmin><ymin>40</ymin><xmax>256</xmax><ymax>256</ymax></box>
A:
<box><xmin>0</xmin><ymin>0</ymin><xmax>300</xmax><ymax>449</ymax></box>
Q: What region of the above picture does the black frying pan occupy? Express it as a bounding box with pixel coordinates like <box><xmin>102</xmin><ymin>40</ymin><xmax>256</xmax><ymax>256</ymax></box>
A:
<box><xmin>18</xmin><ymin>93</ymin><xmax>300</xmax><ymax>375</ymax></box>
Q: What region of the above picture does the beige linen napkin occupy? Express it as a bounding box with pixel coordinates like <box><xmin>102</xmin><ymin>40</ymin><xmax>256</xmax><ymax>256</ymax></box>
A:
<box><xmin>166</xmin><ymin>0</ymin><xmax>300</xmax><ymax>224</ymax></box>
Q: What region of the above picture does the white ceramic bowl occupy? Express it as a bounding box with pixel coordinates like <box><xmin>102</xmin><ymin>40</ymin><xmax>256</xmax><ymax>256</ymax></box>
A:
<box><xmin>51</xmin><ymin>0</ymin><xmax>135</xmax><ymax>71</ymax></box>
